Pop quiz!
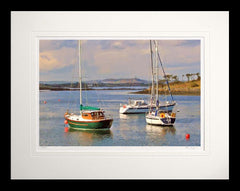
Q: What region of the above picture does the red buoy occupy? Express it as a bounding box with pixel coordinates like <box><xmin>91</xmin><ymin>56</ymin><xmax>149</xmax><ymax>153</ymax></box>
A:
<box><xmin>44</xmin><ymin>101</ymin><xmax>47</xmax><ymax>104</ymax></box>
<box><xmin>64</xmin><ymin>127</ymin><xmax>69</xmax><ymax>132</ymax></box>
<box><xmin>64</xmin><ymin>120</ymin><xmax>68</xmax><ymax>124</ymax></box>
<box><xmin>185</xmin><ymin>134</ymin><xmax>190</xmax><ymax>139</ymax></box>
<box><xmin>58</xmin><ymin>99</ymin><xmax>61</xmax><ymax>102</ymax></box>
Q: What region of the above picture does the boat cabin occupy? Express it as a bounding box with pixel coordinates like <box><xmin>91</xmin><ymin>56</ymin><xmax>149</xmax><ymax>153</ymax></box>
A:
<box><xmin>149</xmin><ymin>109</ymin><xmax>176</xmax><ymax>118</ymax></box>
<box><xmin>82</xmin><ymin>111</ymin><xmax>105</xmax><ymax>120</ymax></box>
<box><xmin>130</xmin><ymin>100</ymin><xmax>147</xmax><ymax>106</ymax></box>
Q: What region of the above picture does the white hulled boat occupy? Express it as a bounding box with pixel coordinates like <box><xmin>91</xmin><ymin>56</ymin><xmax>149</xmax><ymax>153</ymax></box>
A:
<box><xmin>145</xmin><ymin>40</ymin><xmax>176</xmax><ymax>126</ymax></box>
<box><xmin>119</xmin><ymin>98</ymin><xmax>175</xmax><ymax>114</ymax></box>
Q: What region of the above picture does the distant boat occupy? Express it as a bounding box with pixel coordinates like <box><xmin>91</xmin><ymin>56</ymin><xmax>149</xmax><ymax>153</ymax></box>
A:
<box><xmin>119</xmin><ymin>98</ymin><xmax>149</xmax><ymax>114</ymax></box>
<box><xmin>145</xmin><ymin>40</ymin><xmax>176</xmax><ymax>126</ymax></box>
<box><xmin>119</xmin><ymin>40</ymin><xmax>176</xmax><ymax>114</ymax></box>
<box><xmin>119</xmin><ymin>98</ymin><xmax>175</xmax><ymax>114</ymax></box>
<box><xmin>64</xmin><ymin>40</ymin><xmax>113</xmax><ymax>130</ymax></box>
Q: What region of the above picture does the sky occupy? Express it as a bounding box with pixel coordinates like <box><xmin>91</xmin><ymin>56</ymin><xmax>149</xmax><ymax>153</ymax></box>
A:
<box><xmin>39</xmin><ymin>39</ymin><xmax>201</xmax><ymax>82</ymax></box>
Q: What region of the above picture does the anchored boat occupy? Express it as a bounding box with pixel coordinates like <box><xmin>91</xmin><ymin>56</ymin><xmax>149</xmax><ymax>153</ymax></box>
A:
<box><xmin>145</xmin><ymin>40</ymin><xmax>176</xmax><ymax>126</ymax></box>
<box><xmin>119</xmin><ymin>99</ymin><xmax>148</xmax><ymax>114</ymax></box>
<box><xmin>119</xmin><ymin>98</ymin><xmax>175</xmax><ymax>114</ymax></box>
<box><xmin>64</xmin><ymin>40</ymin><xmax>113</xmax><ymax>130</ymax></box>
<box><xmin>146</xmin><ymin>109</ymin><xmax>176</xmax><ymax>126</ymax></box>
<box><xmin>64</xmin><ymin>106</ymin><xmax>113</xmax><ymax>130</ymax></box>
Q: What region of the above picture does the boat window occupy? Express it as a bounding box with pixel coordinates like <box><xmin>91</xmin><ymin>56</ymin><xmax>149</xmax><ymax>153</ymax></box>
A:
<box><xmin>82</xmin><ymin>113</ymin><xmax>88</xmax><ymax>117</ymax></box>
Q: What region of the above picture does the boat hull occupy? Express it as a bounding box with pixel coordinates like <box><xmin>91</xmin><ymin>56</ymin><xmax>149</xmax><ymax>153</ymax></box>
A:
<box><xmin>67</xmin><ymin>118</ymin><xmax>113</xmax><ymax>130</ymax></box>
<box><xmin>119</xmin><ymin>104</ymin><xmax>176</xmax><ymax>114</ymax></box>
<box><xmin>146</xmin><ymin>115</ymin><xmax>176</xmax><ymax>126</ymax></box>
<box><xmin>119</xmin><ymin>106</ymin><xmax>149</xmax><ymax>114</ymax></box>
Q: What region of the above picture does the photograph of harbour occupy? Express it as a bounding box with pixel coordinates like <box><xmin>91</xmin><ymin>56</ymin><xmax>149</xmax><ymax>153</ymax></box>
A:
<box><xmin>39</xmin><ymin>39</ymin><xmax>201</xmax><ymax>146</ymax></box>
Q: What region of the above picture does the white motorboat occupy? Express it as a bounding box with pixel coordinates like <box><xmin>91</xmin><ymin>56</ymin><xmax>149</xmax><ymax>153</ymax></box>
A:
<box><xmin>119</xmin><ymin>99</ymin><xmax>176</xmax><ymax>114</ymax></box>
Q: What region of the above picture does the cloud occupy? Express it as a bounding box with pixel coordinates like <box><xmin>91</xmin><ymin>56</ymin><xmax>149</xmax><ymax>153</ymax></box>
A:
<box><xmin>39</xmin><ymin>40</ymin><xmax>77</xmax><ymax>52</ymax></box>
<box><xmin>40</xmin><ymin>46</ymin><xmax>77</xmax><ymax>71</ymax></box>
<box><xmin>39</xmin><ymin>39</ymin><xmax>201</xmax><ymax>81</ymax></box>
<box><xmin>91</xmin><ymin>41</ymin><xmax>151</xmax><ymax>78</ymax></box>
<box><xmin>157</xmin><ymin>40</ymin><xmax>200</xmax><ymax>66</ymax></box>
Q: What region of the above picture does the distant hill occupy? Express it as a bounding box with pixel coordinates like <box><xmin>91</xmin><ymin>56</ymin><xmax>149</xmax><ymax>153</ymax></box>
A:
<box><xmin>39</xmin><ymin>81</ymin><xmax>90</xmax><ymax>91</ymax></box>
<box><xmin>39</xmin><ymin>78</ymin><xmax>150</xmax><ymax>90</ymax></box>
<box><xmin>40</xmin><ymin>81</ymin><xmax>73</xmax><ymax>85</ymax></box>
<box><xmin>40</xmin><ymin>78</ymin><xmax>149</xmax><ymax>85</ymax></box>
<box><xmin>101</xmin><ymin>78</ymin><xmax>149</xmax><ymax>84</ymax></box>
<box><xmin>86</xmin><ymin>78</ymin><xmax>150</xmax><ymax>87</ymax></box>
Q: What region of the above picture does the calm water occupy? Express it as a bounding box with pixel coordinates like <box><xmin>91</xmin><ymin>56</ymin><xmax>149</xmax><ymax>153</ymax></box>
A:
<box><xmin>39</xmin><ymin>88</ymin><xmax>201</xmax><ymax>146</ymax></box>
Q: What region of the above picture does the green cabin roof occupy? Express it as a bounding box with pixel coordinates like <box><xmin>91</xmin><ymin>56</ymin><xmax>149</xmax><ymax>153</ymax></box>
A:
<box><xmin>80</xmin><ymin>104</ymin><xmax>100</xmax><ymax>111</ymax></box>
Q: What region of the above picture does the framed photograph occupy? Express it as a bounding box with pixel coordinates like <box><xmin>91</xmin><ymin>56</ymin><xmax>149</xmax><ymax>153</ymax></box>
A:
<box><xmin>11</xmin><ymin>11</ymin><xmax>229</xmax><ymax>179</ymax></box>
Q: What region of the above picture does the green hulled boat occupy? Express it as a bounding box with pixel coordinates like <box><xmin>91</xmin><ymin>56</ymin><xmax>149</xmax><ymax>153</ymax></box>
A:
<box><xmin>64</xmin><ymin>40</ymin><xmax>113</xmax><ymax>130</ymax></box>
<box><xmin>64</xmin><ymin>110</ymin><xmax>113</xmax><ymax>130</ymax></box>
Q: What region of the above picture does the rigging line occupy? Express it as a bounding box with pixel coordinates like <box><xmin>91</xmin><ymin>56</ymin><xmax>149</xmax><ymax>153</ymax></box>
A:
<box><xmin>153</xmin><ymin>40</ymin><xmax>174</xmax><ymax>102</ymax></box>
<box><xmin>81</xmin><ymin>67</ymin><xmax>88</xmax><ymax>106</ymax></box>
<box><xmin>80</xmin><ymin>45</ymin><xmax>88</xmax><ymax>106</ymax></box>
<box><xmin>79</xmin><ymin>40</ymin><xmax>82</xmax><ymax>108</ymax></box>
<box><xmin>149</xmin><ymin>40</ymin><xmax>155</xmax><ymax>103</ymax></box>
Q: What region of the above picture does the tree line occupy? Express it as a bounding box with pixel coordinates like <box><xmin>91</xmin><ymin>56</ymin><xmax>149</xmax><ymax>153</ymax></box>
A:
<box><xmin>163</xmin><ymin>72</ymin><xmax>200</xmax><ymax>82</ymax></box>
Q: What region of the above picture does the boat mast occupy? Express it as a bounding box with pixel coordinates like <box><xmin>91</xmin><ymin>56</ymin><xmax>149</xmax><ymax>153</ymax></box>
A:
<box><xmin>78</xmin><ymin>40</ymin><xmax>82</xmax><ymax>111</ymax></box>
<box><xmin>155</xmin><ymin>40</ymin><xmax>159</xmax><ymax>103</ymax></box>
<box><xmin>150</xmin><ymin>40</ymin><xmax>155</xmax><ymax>104</ymax></box>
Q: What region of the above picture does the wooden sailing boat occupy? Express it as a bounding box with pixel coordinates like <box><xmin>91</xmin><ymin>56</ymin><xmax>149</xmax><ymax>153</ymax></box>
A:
<box><xmin>146</xmin><ymin>40</ymin><xmax>176</xmax><ymax>126</ymax></box>
<box><xmin>64</xmin><ymin>40</ymin><xmax>113</xmax><ymax>130</ymax></box>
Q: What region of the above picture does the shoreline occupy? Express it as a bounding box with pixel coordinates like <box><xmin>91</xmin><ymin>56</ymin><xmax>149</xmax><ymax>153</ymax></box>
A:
<box><xmin>39</xmin><ymin>87</ymin><xmax>144</xmax><ymax>91</ymax></box>
<box><xmin>39</xmin><ymin>87</ymin><xmax>200</xmax><ymax>96</ymax></box>
<box><xmin>130</xmin><ymin>89</ymin><xmax>200</xmax><ymax>96</ymax></box>
<box><xmin>39</xmin><ymin>79</ymin><xmax>200</xmax><ymax>96</ymax></box>
<box><xmin>131</xmin><ymin>79</ymin><xmax>201</xmax><ymax>96</ymax></box>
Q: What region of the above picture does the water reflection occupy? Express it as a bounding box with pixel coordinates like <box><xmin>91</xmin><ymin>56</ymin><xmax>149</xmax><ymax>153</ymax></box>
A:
<box><xmin>145</xmin><ymin>124</ymin><xmax>176</xmax><ymax>138</ymax></box>
<box><xmin>65</xmin><ymin>128</ymin><xmax>113</xmax><ymax>146</ymax></box>
<box><xmin>119</xmin><ymin>113</ymin><xmax>146</xmax><ymax>120</ymax></box>
<box><xmin>145</xmin><ymin>124</ymin><xmax>176</xmax><ymax>145</ymax></box>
